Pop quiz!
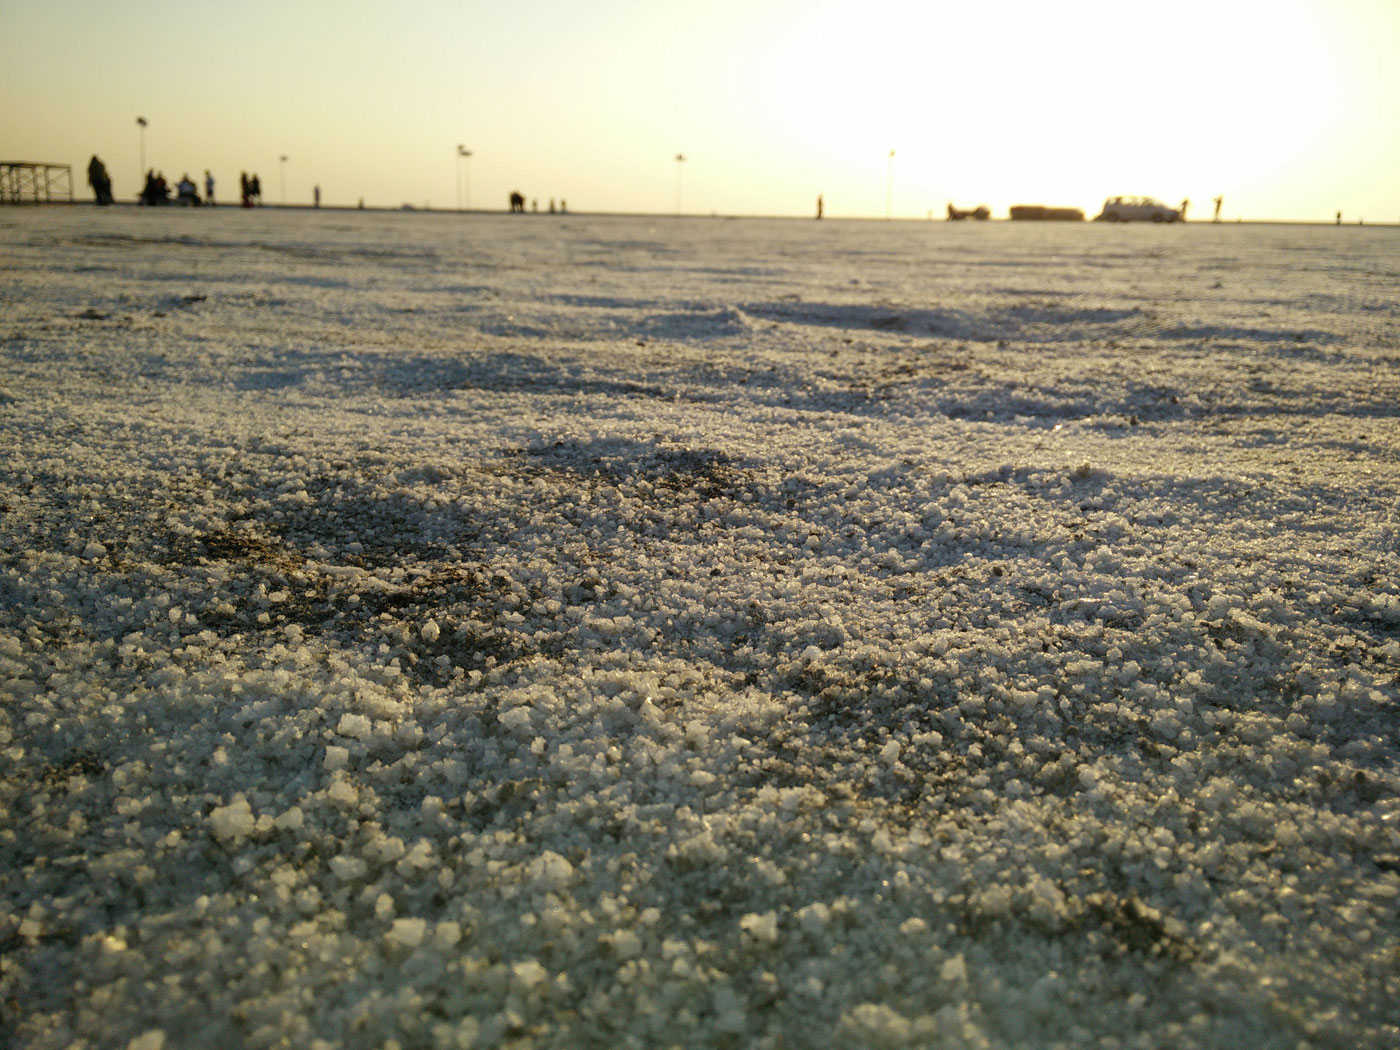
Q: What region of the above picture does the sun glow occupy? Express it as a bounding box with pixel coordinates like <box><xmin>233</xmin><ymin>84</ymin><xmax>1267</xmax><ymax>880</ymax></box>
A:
<box><xmin>723</xmin><ymin>0</ymin><xmax>1358</xmax><ymax>217</ymax></box>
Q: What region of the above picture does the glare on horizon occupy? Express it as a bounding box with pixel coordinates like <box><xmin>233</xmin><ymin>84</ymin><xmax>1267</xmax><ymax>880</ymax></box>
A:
<box><xmin>1</xmin><ymin>0</ymin><xmax>1396</xmax><ymax>221</ymax></box>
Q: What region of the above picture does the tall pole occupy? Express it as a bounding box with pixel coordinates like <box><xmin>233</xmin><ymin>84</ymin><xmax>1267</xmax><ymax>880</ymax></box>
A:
<box><xmin>136</xmin><ymin>116</ymin><xmax>147</xmax><ymax>186</ymax></box>
<box><xmin>279</xmin><ymin>155</ymin><xmax>288</xmax><ymax>205</ymax></box>
<box><xmin>674</xmin><ymin>153</ymin><xmax>686</xmax><ymax>216</ymax></box>
<box><xmin>886</xmin><ymin>149</ymin><xmax>895</xmax><ymax>220</ymax></box>
<box><xmin>457</xmin><ymin>146</ymin><xmax>472</xmax><ymax>211</ymax></box>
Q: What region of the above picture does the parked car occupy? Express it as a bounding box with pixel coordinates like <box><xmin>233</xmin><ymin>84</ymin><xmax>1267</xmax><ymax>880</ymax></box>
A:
<box><xmin>1094</xmin><ymin>196</ymin><xmax>1181</xmax><ymax>222</ymax></box>
<box><xmin>1009</xmin><ymin>205</ymin><xmax>1085</xmax><ymax>221</ymax></box>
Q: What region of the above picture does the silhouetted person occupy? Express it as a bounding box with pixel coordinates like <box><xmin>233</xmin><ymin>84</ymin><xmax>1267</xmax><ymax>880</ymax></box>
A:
<box><xmin>531</xmin><ymin>198</ymin><xmax>538</xmax><ymax>212</ymax></box>
<box><xmin>87</xmin><ymin>155</ymin><xmax>113</xmax><ymax>205</ymax></box>
<box><xmin>250</xmin><ymin>174</ymin><xmax>262</xmax><ymax>205</ymax></box>
<box><xmin>205</xmin><ymin>170</ymin><xmax>215</xmax><ymax>205</ymax></box>
<box><xmin>240</xmin><ymin>172</ymin><xmax>252</xmax><ymax>208</ymax></box>
<box><xmin>314</xmin><ymin>185</ymin><xmax>321</xmax><ymax>208</ymax></box>
<box><xmin>176</xmin><ymin>173</ymin><xmax>199</xmax><ymax>205</ymax></box>
<box><xmin>509</xmin><ymin>191</ymin><xmax>524</xmax><ymax>213</ymax></box>
<box><xmin>560</xmin><ymin>199</ymin><xmax>567</xmax><ymax>213</ymax></box>
<box><xmin>1336</xmin><ymin>211</ymin><xmax>1342</xmax><ymax>225</ymax></box>
<box><xmin>140</xmin><ymin>170</ymin><xmax>170</xmax><ymax>205</ymax></box>
<box><xmin>548</xmin><ymin>198</ymin><xmax>556</xmax><ymax>213</ymax></box>
<box><xmin>1180</xmin><ymin>199</ymin><xmax>1189</xmax><ymax>221</ymax></box>
<box><xmin>817</xmin><ymin>194</ymin><xmax>824</xmax><ymax>220</ymax></box>
<box><xmin>1213</xmin><ymin>195</ymin><xmax>1222</xmax><ymax>222</ymax></box>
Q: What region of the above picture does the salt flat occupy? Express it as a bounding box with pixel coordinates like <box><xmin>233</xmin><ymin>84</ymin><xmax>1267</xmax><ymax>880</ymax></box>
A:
<box><xmin>2</xmin><ymin>207</ymin><xmax>1398</xmax><ymax>1049</ymax></box>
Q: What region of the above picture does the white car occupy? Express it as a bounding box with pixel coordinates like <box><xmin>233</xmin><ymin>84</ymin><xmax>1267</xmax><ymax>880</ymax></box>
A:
<box><xmin>1094</xmin><ymin>196</ymin><xmax>1181</xmax><ymax>222</ymax></box>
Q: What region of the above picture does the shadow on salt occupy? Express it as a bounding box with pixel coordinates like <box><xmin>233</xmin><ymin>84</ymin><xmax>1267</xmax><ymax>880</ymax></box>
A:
<box><xmin>234</xmin><ymin>370</ymin><xmax>305</xmax><ymax>391</ymax></box>
<box><xmin>541</xmin><ymin>294</ymin><xmax>754</xmax><ymax>343</ymax></box>
<box><xmin>639</xmin><ymin>306</ymin><xmax>750</xmax><ymax>342</ymax></box>
<box><xmin>518</xmin><ymin>436</ymin><xmax>747</xmax><ymax>491</ymax></box>
<box><xmin>1154</xmin><ymin>321</ymin><xmax>1342</xmax><ymax>346</ymax></box>
<box><xmin>385</xmin><ymin>352</ymin><xmax>681</xmax><ymax>402</ymax></box>
<box><xmin>745</xmin><ymin>300</ymin><xmax>1345</xmax><ymax>347</ymax></box>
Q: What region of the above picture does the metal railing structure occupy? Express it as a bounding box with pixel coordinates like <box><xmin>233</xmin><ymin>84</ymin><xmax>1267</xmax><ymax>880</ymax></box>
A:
<box><xmin>0</xmin><ymin>162</ymin><xmax>74</xmax><ymax>204</ymax></box>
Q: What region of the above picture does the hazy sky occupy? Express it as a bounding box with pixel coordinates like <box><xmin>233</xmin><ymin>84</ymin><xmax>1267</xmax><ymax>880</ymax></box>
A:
<box><xmin>3</xmin><ymin>0</ymin><xmax>1398</xmax><ymax>220</ymax></box>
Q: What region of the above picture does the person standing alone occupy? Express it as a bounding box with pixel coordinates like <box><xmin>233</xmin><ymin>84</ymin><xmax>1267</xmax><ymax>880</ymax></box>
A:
<box><xmin>86</xmin><ymin>155</ymin><xmax>113</xmax><ymax>204</ymax></box>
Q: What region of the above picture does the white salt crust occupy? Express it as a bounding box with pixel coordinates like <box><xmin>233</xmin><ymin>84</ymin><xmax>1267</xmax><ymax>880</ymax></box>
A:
<box><xmin>1</xmin><ymin>208</ymin><xmax>1398</xmax><ymax>1049</ymax></box>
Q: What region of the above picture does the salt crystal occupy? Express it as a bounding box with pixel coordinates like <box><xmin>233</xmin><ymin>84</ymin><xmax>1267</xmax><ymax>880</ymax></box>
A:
<box><xmin>739</xmin><ymin>911</ymin><xmax>779</xmax><ymax>943</ymax></box>
<box><xmin>527</xmin><ymin>850</ymin><xmax>574</xmax><ymax>891</ymax></box>
<box><xmin>940</xmin><ymin>954</ymin><xmax>967</xmax><ymax>982</ymax></box>
<box><xmin>609</xmin><ymin>929</ymin><xmax>642</xmax><ymax>957</ymax></box>
<box><xmin>208</xmin><ymin>797</ymin><xmax>255</xmax><ymax>840</ymax></box>
<box><xmin>337</xmin><ymin>713</ymin><xmax>372</xmax><ymax>740</ymax></box>
<box><xmin>330</xmin><ymin>856</ymin><xmax>368</xmax><ymax>881</ymax></box>
<box><xmin>498</xmin><ymin>706</ymin><xmax>533</xmax><ymax>731</ymax></box>
<box><xmin>434</xmin><ymin>921</ymin><xmax>461</xmax><ymax>947</ymax></box>
<box><xmin>797</xmin><ymin>902</ymin><xmax>829</xmax><ymax>934</ymax></box>
<box><xmin>386</xmin><ymin>918</ymin><xmax>426</xmax><ymax>948</ymax></box>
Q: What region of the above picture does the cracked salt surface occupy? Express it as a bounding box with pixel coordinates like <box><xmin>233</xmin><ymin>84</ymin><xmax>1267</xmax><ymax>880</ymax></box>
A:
<box><xmin>2</xmin><ymin>208</ymin><xmax>1398</xmax><ymax>1049</ymax></box>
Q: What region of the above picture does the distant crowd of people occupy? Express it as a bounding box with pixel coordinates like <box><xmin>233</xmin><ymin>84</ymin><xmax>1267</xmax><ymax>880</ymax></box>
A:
<box><xmin>117</xmin><ymin>163</ymin><xmax>219</xmax><ymax>207</ymax></box>
<box><xmin>86</xmin><ymin>153</ymin><xmax>259</xmax><ymax>208</ymax></box>
<box><xmin>130</xmin><ymin>168</ymin><xmax>278</xmax><ymax>208</ymax></box>
<box><xmin>509</xmin><ymin>191</ymin><xmax>566</xmax><ymax>213</ymax></box>
<box><xmin>90</xmin><ymin>153</ymin><xmax>582</xmax><ymax>215</ymax></box>
<box><xmin>137</xmin><ymin>170</ymin><xmax>211</xmax><ymax>206</ymax></box>
<box><xmin>85</xmin><ymin>155</ymin><xmax>335</xmax><ymax>211</ymax></box>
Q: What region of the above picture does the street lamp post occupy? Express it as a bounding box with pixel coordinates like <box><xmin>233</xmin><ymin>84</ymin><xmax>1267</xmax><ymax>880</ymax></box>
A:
<box><xmin>136</xmin><ymin>116</ymin><xmax>147</xmax><ymax>187</ymax></box>
<box><xmin>674</xmin><ymin>153</ymin><xmax>686</xmax><ymax>216</ymax></box>
<box><xmin>886</xmin><ymin>149</ymin><xmax>895</xmax><ymax>220</ymax></box>
<box><xmin>457</xmin><ymin>146</ymin><xmax>472</xmax><ymax>211</ymax></box>
<box><xmin>279</xmin><ymin>155</ymin><xmax>289</xmax><ymax>205</ymax></box>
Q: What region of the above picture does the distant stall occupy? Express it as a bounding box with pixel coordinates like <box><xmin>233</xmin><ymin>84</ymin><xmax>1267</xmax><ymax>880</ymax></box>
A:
<box><xmin>1009</xmin><ymin>205</ymin><xmax>1084</xmax><ymax>221</ymax></box>
<box><xmin>0</xmin><ymin>162</ymin><xmax>73</xmax><ymax>205</ymax></box>
<box><xmin>0</xmin><ymin>162</ymin><xmax>74</xmax><ymax>204</ymax></box>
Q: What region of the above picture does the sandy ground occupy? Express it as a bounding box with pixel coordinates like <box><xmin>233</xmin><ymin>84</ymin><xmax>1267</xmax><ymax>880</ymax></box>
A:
<box><xmin>2</xmin><ymin>208</ymin><xmax>1398</xmax><ymax>1049</ymax></box>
